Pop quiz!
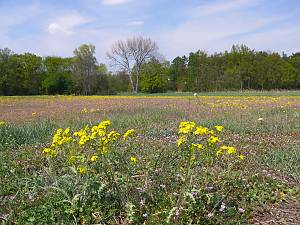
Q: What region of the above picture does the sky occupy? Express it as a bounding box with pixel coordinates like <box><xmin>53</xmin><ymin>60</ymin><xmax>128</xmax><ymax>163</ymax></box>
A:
<box><xmin>0</xmin><ymin>0</ymin><xmax>299</xmax><ymax>63</ymax></box>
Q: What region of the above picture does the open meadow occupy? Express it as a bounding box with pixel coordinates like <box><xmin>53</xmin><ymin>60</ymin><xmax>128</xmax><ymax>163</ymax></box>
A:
<box><xmin>0</xmin><ymin>93</ymin><xmax>300</xmax><ymax>224</ymax></box>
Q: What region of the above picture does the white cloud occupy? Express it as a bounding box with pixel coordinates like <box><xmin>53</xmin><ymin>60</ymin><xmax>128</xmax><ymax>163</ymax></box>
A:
<box><xmin>155</xmin><ymin>0</ymin><xmax>296</xmax><ymax>58</ymax></box>
<box><xmin>191</xmin><ymin>0</ymin><xmax>260</xmax><ymax>16</ymax></box>
<box><xmin>102</xmin><ymin>0</ymin><xmax>131</xmax><ymax>5</ymax></box>
<box><xmin>47</xmin><ymin>13</ymin><xmax>91</xmax><ymax>35</ymax></box>
<box><xmin>156</xmin><ymin>15</ymin><xmax>280</xmax><ymax>58</ymax></box>
<box><xmin>48</xmin><ymin>23</ymin><xmax>71</xmax><ymax>35</ymax></box>
<box><xmin>241</xmin><ymin>26</ymin><xmax>300</xmax><ymax>54</ymax></box>
<box><xmin>127</xmin><ymin>20</ymin><xmax>144</xmax><ymax>26</ymax></box>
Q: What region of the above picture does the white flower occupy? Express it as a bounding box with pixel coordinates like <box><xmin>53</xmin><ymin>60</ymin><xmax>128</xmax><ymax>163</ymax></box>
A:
<box><xmin>258</xmin><ymin>118</ymin><xmax>263</xmax><ymax>121</ymax></box>
<box><xmin>140</xmin><ymin>198</ymin><xmax>145</xmax><ymax>206</ymax></box>
<box><xmin>207</xmin><ymin>212</ymin><xmax>214</xmax><ymax>218</ymax></box>
<box><xmin>194</xmin><ymin>93</ymin><xmax>198</xmax><ymax>97</ymax></box>
<box><xmin>238</xmin><ymin>208</ymin><xmax>245</xmax><ymax>213</ymax></box>
<box><xmin>219</xmin><ymin>202</ymin><xmax>226</xmax><ymax>212</ymax></box>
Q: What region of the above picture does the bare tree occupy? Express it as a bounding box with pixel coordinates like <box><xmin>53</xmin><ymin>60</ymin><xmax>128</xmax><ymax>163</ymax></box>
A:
<box><xmin>107</xmin><ymin>37</ymin><xmax>159</xmax><ymax>93</ymax></box>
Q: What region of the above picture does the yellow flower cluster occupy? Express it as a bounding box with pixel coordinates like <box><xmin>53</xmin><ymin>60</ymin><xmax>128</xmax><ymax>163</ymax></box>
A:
<box><xmin>177</xmin><ymin>135</ymin><xmax>187</xmax><ymax>147</ymax></box>
<box><xmin>90</xmin><ymin>155</ymin><xmax>98</xmax><ymax>162</ymax></box>
<box><xmin>177</xmin><ymin>121</ymin><xmax>244</xmax><ymax>162</ymax></box>
<box><xmin>207</xmin><ymin>135</ymin><xmax>221</xmax><ymax>146</ymax></box>
<box><xmin>177</xmin><ymin>122</ymin><xmax>223</xmax><ymax>148</ymax></box>
<box><xmin>216</xmin><ymin>145</ymin><xmax>245</xmax><ymax>160</ymax></box>
<box><xmin>191</xmin><ymin>143</ymin><xmax>203</xmax><ymax>150</ymax></box>
<box><xmin>217</xmin><ymin>146</ymin><xmax>236</xmax><ymax>155</ymax></box>
<box><xmin>130</xmin><ymin>156</ymin><xmax>138</xmax><ymax>164</ymax></box>
<box><xmin>123</xmin><ymin>129</ymin><xmax>135</xmax><ymax>140</ymax></box>
<box><xmin>214</xmin><ymin>125</ymin><xmax>224</xmax><ymax>132</ymax></box>
<box><xmin>194</xmin><ymin>126</ymin><xmax>213</xmax><ymax>136</ymax></box>
<box><xmin>42</xmin><ymin>120</ymin><xmax>137</xmax><ymax>175</ymax></box>
<box><xmin>178</xmin><ymin>121</ymin><xmax>196</xmax><ymax>134</ymax></box>
<box><xmin>52</xmin><ymin>127</ymin><xmax>72</xmax><ymax>147</ymax></box>
<box><xmin>78</xmin><ymin>166</ymin><xmax>87</xmax><ymax>174</ymax></box>
<box><xmin>81</xmin><ymin>108</ymin><xmax>88</xmax><ymax>114</ymax></box>
<box><xmin>42</xmin><ymin>148</ymin><xmax>57</xmax><ymax>158</ymax></box>
<box><xmin>0</xmin><ymin>121</ymin><xmax>6</xmax><ymax>126</ymax></box>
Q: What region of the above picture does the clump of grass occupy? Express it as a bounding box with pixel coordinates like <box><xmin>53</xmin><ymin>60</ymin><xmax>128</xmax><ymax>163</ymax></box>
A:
<box><xmin>0</xmin><ymin>120</ymin><xmax>56</xmax><ymax>149</ymax></box>
<box><xmin>257</xmin><ymin>146</ymin><xmax>300</xmax><ymax>183</ymax></box>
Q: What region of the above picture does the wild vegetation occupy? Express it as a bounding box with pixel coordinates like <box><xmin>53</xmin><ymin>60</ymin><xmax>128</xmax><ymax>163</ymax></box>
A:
<box><xmin>0</xmin><ymin>94</ymin><xmax>299</xmax><ymax>224</ymax></box>
<box><xmin>1</xmin><ymin>37</ymin><xmax>300</xmax><ymax>96</ymax></box>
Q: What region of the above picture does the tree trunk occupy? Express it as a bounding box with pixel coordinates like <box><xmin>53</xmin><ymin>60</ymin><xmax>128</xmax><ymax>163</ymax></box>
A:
<box><xmin>135</xmin><ymin>72</ymin><xmax>139</xmax><ymax>93</ymax></box>
<box><xmin>128</xmin><ymin>73</ymin><xmax>135</xmax><ymax>92</ymax></box>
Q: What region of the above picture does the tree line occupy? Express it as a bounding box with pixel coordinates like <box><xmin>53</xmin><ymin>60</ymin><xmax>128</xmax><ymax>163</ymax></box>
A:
<box><xmin>0</xmin><ymin>37</ymin><xmax>299</xmax><ymax>95</ymax></box>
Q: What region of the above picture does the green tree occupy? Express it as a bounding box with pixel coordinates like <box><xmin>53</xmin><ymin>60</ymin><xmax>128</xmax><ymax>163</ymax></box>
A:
<box><xmin>43</xmin><ymin>57</ymin><xmax>73</xmax><ymax>94</ymax></box>
<box><xmin>288</xmin><ymin>53</ymin><xmax>300</xmax><ymax>88</ymax></box>
<box><xmin>108</xmin><ymin>72</ymin><xmax>130</xmax><ymax>94</ymax></box>
<box><xmin>0</xmin><ymin>48</ymin><xmax>13</xmax><ymax>95</ymax></box>
<box><xmin>170</xmin><ymin>56</ymin><xmax>188</xmax><ymax>91</ymax></box>
<box><xmin>4</xmin><ymin>53</ymin><xmax>44</xmax><ymax>95</ymax></box>
<box><xmin>140</xmin><ymin>58</ymin><xmax>169</xmax><ymax>93</ymax></box>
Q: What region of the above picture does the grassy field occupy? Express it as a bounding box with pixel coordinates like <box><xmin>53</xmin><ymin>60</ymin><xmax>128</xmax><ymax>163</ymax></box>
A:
<box><xmin>0</xmin><ymin>94</ymin><xmax>299</xmax><ymax>224</ymax></box>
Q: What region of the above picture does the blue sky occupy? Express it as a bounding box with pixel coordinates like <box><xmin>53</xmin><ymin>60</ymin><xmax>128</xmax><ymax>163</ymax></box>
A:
<box><xmin>0</xmin><ymin>0</ymin><xmax>299</xmax><ymax>63</ymax></box>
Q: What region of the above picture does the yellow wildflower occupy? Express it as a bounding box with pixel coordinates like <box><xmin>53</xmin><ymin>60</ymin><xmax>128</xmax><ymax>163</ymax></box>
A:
<box><xmin>99</xmin><ymin>145</ymin><xmax>109</xmax><ymax>154</ymax></box>
<box><xmin>123</xmin><ymin>129</ymin><xmax>135</xmax><ymax>140</ymax></box>
<box><xmin>101</xmin><ymin>137</ymin><xmax>109</xmax><ymax>145</ymax></box>
<box><xmin>207</xmin><ymin>136</ymin><xmax>220</xmax><ymax>145</ymax></box>
<box><xmin>215</xmin><ymin>125</ymin><xmax>224</xmax><ymax>132</ymax></box>
<box><xmin>90</xmin><ymin>155</ymin><xmax>98</xmax><ymax>162</ymax></box>
<box><xmin>178</xmin><ymin>121</ymin><xmax>196</xmax><ymax>134</ymax></box>
<box><xmin>42</xmin><ymin>148</ymin><xmax>52</xmax><ymax>154</ymax></box>
<box><xmin>194</xmin><ymin>126</ymin><xmax>212</xmax><ymax>136</ymax></box>
<box><xmin>73</xmin><ymin>130</ymin><xmax>82</xmax><ymax>137</ymax></box>
<box><xmin>42</xmin><ymin>148</ymin><xmax>57</xmax><ymax>158</ymax></box>
<box><xmin>51</xmin><ymin>128</ymin><xmax>63</xmax><ymax>146</ymax></box>
<box><xmin>219</xmin><ymin>145</ymin><xmax>228</xmax><ymax>151</ymax></box>
<box><xmin>130</xmin><ymin>156</ymin><xmax>138</xmax><ymax>164</ymax></box>
<box><xmin>227</xmin><ymin>146</ymin><xmax>237</xmax><ymax>154</ymax></box>
<box><xmin>98</xmin><ymin>129</ymin><xmax>106</xmax><ymax>137</ymax></box>
<box><xmin>191</xmin><ymin>143</ymin><xmax>203</xmax><ymax>150</ymax></box>
<box><xmin>63</xmin><ymin>127</ymin><xmax>70</xmax><ymax>136</ymax></box>
<box><xmin>78</xmin><ymin>166</ymin><xmax>87</xmax><ymax>174</ymax></box>
<box><xmin>90</xmin><ymin>132</ymin><xmax>98</xmax><ymax>140</ymax></box>
<box><xmin>0</xmin><ymin>121</ymin><xmax>6</xmax><ymax>126</ymax></box>
<box><xmin>74</xmin><ymin>127</ymin><xmax>87</xmax><ymax>138</ymax></box>
<box><xmin>79</xmin><ymin>135</ymin><xmax>89</xmax><ymax>146</ymax></box>
<box><xmin>81</xmin><ymin>108</ymin><xmax>88</xmax><ymax>114</ymax></box>
<box><xmin>107</xmin><ymin>131</ymin><xmax>121</xmax><ymax>142</ymax></box>
<box><xmin>98</xmin><ymin>120</ymin><xmax>111</xmax><ymax>130</ymax></box>
<box><xmin>60</xmin><ymin>135</ymin><xmax>72</xmax><ymax>145</ymax></box>
<box><xmin>238</xmin><ymin>155</ymin><xmax>245</xmax><ymax>160</ymax></box>
<box><xmin>32</xmin><ymin>112</ymin><xmax>37</xmax><ymax>116</ymax></box>
<box><xmin>91</xmin><ymin>125</ymin><xmax>98</xmax><ymax>133</ymax></box>
<box><xmin>177</xmin><ymin>135</ymin><xmax>187</xmax><ymax>147</ymax></box>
